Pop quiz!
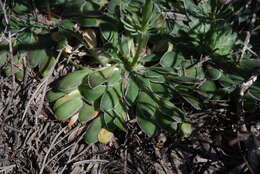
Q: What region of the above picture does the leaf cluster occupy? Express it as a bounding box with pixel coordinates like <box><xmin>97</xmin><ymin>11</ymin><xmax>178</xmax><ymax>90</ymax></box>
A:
<box><xmin>1</xmin><ymin>0</ymin><xmax>260</xmax><ymax>144</ymax></box>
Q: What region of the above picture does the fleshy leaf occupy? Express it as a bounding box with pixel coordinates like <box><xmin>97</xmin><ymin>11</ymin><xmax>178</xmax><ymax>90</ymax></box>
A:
<box><xmin>78</xmin><ymin>102</ymin><xmax>99</xmax><ymax>122</ymax></box>
<box><xmin>248</xmin><ymin>84</ymin><xmax>260</xmax><ymax>101</ymax></box>
<box><xmin>84</xmin><ymin>116</ymin><xmax>103</xmax><ymax>144</ymax></box>
<box><xmin>100</xmin><ymin>22</ymin><xmax>118</xmax><ymax>46</ymax></box>
<box><xmin>100</xmin><ymin>87</ymin><xmax>120</xmax><ymax>112</ymax></box>
<box><xmin>205</xmin><ymin>66</ymin><xmax>222</xmax><ymax>80</ymax></box>
<box><xmin>136</xmin><ymin>91</ymin><xmax>157</xmax><ymax>118</ymax></box>
<box><xmin>86</xmin><ymin>66</ymin><xmax>115</xmax><ymax>88</ymax></box>
<box><xmin>200</xmin><ymin>80</ymin><xmax>217</xmax><ymax>92</ymax></box>
<box><xmin>113</xmin><ymin>117</ymin><xmax>126</xmax><ymax>132</ymax></box>
<box><xmin>57</xmin><ymin>69</ymin><xmax>92</xmax><ymax>93</ymax></box>
<box><xmin>144</xmin><ymin>71</ymin><xmax>166</xmax><ymax>83</ymax></box>
<box><xmin>125</xmin><ymin>77</ymin><xmax>139</xmax><ymax>105</ymax></box>
<box><xmin>55</xmin><ymin>98</ymin><xmax>83</xmax><ymax>120</ymax></box>
<box><xmin>160</xmin><ymin>51</ymin><xmax>183</xmax><ymax>68</ymax></box>
<box><xmin>137</xmin><ymin>115</ymin><xmax>157</xmax><ymax>137</ymax></box>
<box><xmin>80</xmin><ymin>85</ymin><xmax>106</xmax><ymax>102</ymax></box>
<box><xmin>47</xmin><ymin>91</ymin><xmax>66</xmax><ymax>102</ymax></box>
<box><xmin>53</xmin><ymin>90</ymin><xmax>81</xmax><ymax>110</ymax></box>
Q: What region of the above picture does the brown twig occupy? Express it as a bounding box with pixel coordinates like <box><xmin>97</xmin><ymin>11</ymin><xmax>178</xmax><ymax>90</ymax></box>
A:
<box><xmin>39</xmin><ymin>127</ymin><xmax>67</xmax><ymax>174</ymax></box>
<box><xmin>124</xmin><ymin>149</ymin><xmax>128</xmax><ymax>174</ymax></box>
<box><xmin>237</xmin><ymin>31</ymin><xmax>250</xmax><ymax>64</ymax></box>
<box><xmin>0</xmin><ymin>164</ymin><xmax>16</xmax><ymax>173</ymax></box>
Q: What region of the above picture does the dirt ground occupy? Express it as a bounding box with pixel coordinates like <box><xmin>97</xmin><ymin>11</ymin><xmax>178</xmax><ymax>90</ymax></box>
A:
<box><xmin>1</xmin><ymin>67</ymin><xmax>260</xmax><ymax>174</ymax></box>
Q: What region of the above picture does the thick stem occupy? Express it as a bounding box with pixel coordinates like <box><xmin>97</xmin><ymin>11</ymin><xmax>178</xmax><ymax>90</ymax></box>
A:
<box><xmin>130</xmin><ymin>33</ymin><xmax>148</xmax><ymax>70</ymax></box>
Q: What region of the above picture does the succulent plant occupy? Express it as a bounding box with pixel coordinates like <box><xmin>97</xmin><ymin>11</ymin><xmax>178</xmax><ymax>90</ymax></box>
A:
<box><xmin>3</xmin><ymin>0</ymin><xmax>260</xmax><ymax>145</ymax></box>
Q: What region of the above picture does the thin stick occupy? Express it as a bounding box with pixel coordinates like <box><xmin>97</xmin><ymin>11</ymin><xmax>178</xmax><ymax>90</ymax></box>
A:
<box><xmin>237</xmin><ymin>31</ymin><xmax>250</xmax><ymax>64</ymax></box>
<box><xmin>124</xmin><ymin>149</ymin><xmax>128</xmax><ymax>174</ymax></box>
<box><xmin>0</xmin><ymin>165</ymin><xmax>16</xmax><ymax>173</ymax></box>
<box><xmin>39</xmin><ymin>127</ymin><xmax>67</xmax><ymax>174</ymax></box>
<box><xmin>73</xmin><ymin>159</ymin><xmax>109</xmax><ymax>166</ymax></box>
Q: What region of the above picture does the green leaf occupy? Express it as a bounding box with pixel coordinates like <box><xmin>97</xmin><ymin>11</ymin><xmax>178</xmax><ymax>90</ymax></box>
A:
<box><xmin>136</xmin><ymin>91</ymin><xmax>157</xmax><ymax>118</ymax></box>
<box><xmin>100</xmin><ymin>87</ymin><xmax>120</xmax><ymax>112</ymax></box>
<box><xmin>55</xmin><ymin>98</ymin><xmax>83</xmax><ymax>120</ymax></box>
<box><xmin>180</xmin><ymin>0</ymin><xmax>202</xmax><ymax>20</ymax></box>
<box><xmin>150</xmin><ymin>83</ymin><xmax>170</xmax><ymax>98</ymax></box>
<box><xmin>107</xmin><ymin>69</ymin><xmax>121</xmax><ymax>86</ymax></box>
<box><xmin>57</xmin><ymin>69</ymin><xmax>92</xmax><ymax>93</ymax></box>
<box><xmin>17</xmin><ymin>31</ymin><xmax>36</xmax><ymax>45</ymax></box>
<box><xmin>84</xmin><ymin>116</ymin><xmax>103</xmax><ymax>144</ymax></box>
<box><xmin>13</xmin><ymin>2</ymin><xmax>31</xmax><ymax>14</ymax></box>
<box><xmin>210</xmin><ymin>29</ymin><xmax>237</xmax><ymax>55</ymax></box>
<box><xmin>27</xmin><ymin>49</ymin><xmax>49</xmax><ymax>68</ymax></box>
<box><xmin>50</xmin><ymin>0</ymin><xmax>66</xmax><ymax>5</ymax></box>
<box><xmin>199</xmin><ymin>80</ymin><xmax>217</xmax><ymax>98</ymax></box>
<box><xmin>62</xmin><ymin>0</ymin><xmax>95</xmax><ymax>16</ymax></box>
<box><xmin>160</xmin><ymin>51</ymin><xmax>184</xmax><ymax>68</ymax></box>
<box><xmin>80</xmin><ymin>1</ymin><xmax>96</xmax><ymax>13</ymax></box>
<box><xmin>56</xmin><ymin>39</ymin><xmax>68</xmax><ymax>49</ymax></box>
<box><xmin>91</xmin><ymin>0</ymin><xmax>108</xmax><ymax>6</ymax></box>
<box><xmin>103</xmin><ymin>101</ymin><xmax>127</xmax><ymax>131</ymax></box>
<box><xmin>113</xmin><ymin>117</ymin><xmax>126</xmax><ymax>131</ymax></box>
<box><xmin>144</xmin><ymin>71</ymin><xmax>166</xmax><ymax>83</ymax></box>
<box><xmin>125</xmin><ymin>77</ymin><xmax>139</xmax><ymax>105</ymax></box>
<box><xmin>60</xmin><ymin>19</ymin><xmax>75</xmax><ymax>31</ymax></box>
<box><xmin>78</xmin><ymin>102</ymin><xmax>99</xmax><ymax>122</ymax></box>
<box><xmin>80</xmin><ymin>85</ymin><xmax>106</xmax><ymax>102</ymax></box>
<box><xmin>15</xmin><ymin>70</ymin><xmax>24</xmax><ymax>81</ymax></box>
<box><xmin>41</xmin><ymin>56</ymin><xmax>56</xmax><ymax>77</ymax></box>
<box><xmin>248</xmin><ymin>84</ymin><xmax>260</xmax><ymax>101</ymax></box>
<box><xmin>46</xmin><ymin>91</ymin><xmax>66</xmax><ymax>102</ymax></box>
<box><xmin>205</xmin><ymin>66</ymin><xmax>222</xmax><ymax>80</ymax></box>
<box><xmin>119</xmin><ymin>35</ymin><xmax>134</xmax><ymax>57</ymax></box>
<box><xmin>181</xmin><ymin>93</ymin><xmax>201</xmax><ymax>110</ymax></box>
<box><xmin>218</xmin><ymin>73</ymin><xmax>244</xmax><ymax>89</ymax></box>
<box><xmin>113</xmin><ymin>101</ymin><xmax>127</xmax><ymax>120</ymax></box>
<box><xmin>181</xmin><ymin>60</ymin><xmax>205</xmax><ymax>80</ymax></box>
<box><xmin>86</xmin><ymin>66</ymin><xmax>115</xmax><ymax>88</ymax></box>
<box><xmin>53</xmin><ymin>90</ymin><xmax>81</xmax><ymax>110</ymax></box>
<box><xmin>100</xmin><ymin>22</ymin><xmax>118</xmax><ymax>46</ymax></box>
<box><xmin>103</xmin><ymin>112</ymin><xmax>114</xmax><ymax>128</ymax></box>
<box><xmin>200</xmin><ymin>80</ymin><xmax>217</xmax><ymax>93</ymax></box>
<box><xmin>167</xmin><ymin>75</ymin><xmax>199</xmax><ymax>85</ymax></box>
<box><xmin>239</xmin><ymin>59</ymin><xmax>260</xmax><ymax>73</ymax></box>
<box><xmin>140</xmin><ymin>54</ymin><xmax>158</xmax><ymax>64</ymax></box>
<box><xmin>159</xmin><ymin>99</ymin><xmax>184</xmax><ymax>121</ymax></box>
<box><xmin>107</xmin><ymin>0</ymin><xmax>121</xmax><ymax>15</ymax></box>
<box><xmin>154</xmin><ymin>111</ymin><xmax>178</xmax><ymax>131</ymax></box>
<box><xmin>137</xmin><ymin>115</ymin><xmax>157</xmax><ymax>137</ymax></box>
<box><xmin>142</xmin><ymin>0</ymin><xmax>154</xmax><ymax>27</ymax></box>
<box><xmin>134</xmin><ymin>74</ymin><xmax>151</xmax><ymax>91</ymax></box>
<box><xmin>150</xmin><ymin>67</ymin><xmax>174</xmax><ymax>74</ymax></box>
<box><xmin>78</xmin><ymin>18</ymin><xmax>102</xmax><ymax>27</ymax></box>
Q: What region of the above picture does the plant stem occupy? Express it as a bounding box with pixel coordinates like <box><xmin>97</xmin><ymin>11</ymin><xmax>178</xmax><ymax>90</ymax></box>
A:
<box><xmin>130</xmin><ymin>33</ymin><xmax>148</xmax><ymax>70</ymax></box>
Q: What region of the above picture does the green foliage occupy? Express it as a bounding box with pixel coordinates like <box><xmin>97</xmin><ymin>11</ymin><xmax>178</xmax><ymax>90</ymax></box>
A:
<box><xmin>2</xmin><ymin>0</ymin><xmax>260</xmax><ymax>144</ymax></box>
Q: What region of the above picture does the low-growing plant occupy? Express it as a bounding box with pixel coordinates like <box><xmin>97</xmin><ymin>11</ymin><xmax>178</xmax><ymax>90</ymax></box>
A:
<box><xmin>2</xmin><ymin>0</ymin><xmax>260</xmax><ymax>144</ymax></box>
